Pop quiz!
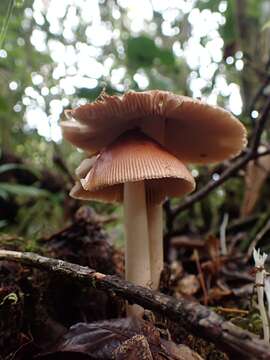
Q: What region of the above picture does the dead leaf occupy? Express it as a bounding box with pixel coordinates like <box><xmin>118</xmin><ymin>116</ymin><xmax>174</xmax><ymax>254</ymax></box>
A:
<box><xmin>206</xmin><ymin>235</ymin><xmax>220</xmax><ymax>264</ymax></box>
<box><xmin>202</xmin><ymin>235</ymin><xmax>226</xmax><ymax>276</ymax></box>
<box><xmin>113</xmin><ymin>334</ymin><xmax>153</xmax><ymax>360</ymax></box>
<box><xmin>207</xmin><ymin>286</ymin><xmax>231</xmax><ymax>302</ymax></box>
<box><xmin>162</xmin><ymin>341</ymin><xmax>203</xmax><ymax>360</ymax></box>
<box><xmin>242</xmin><ymin>152</ymin><xmax>270</xmax><ymax>216</ymax></box>
<box><xmin>36</xmin><ymin>318</ymin><xmax>202</xmax><ymax>360</ymax></box>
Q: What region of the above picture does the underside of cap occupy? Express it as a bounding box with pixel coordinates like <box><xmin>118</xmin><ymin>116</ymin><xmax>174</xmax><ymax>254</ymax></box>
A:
<box><xmin>61</xmin><ymin>90</ymin><xmax>247</xmax><ymax>164</ymax></box>
<box><xmin>70</xmin><ymin>130</ymin><xmax>195</xmax><ymax>204</ymax></box>
<box><xmin>71</xmin><ymin>178</ymin><xmax>193</xmax><ymax>204</ymax></box>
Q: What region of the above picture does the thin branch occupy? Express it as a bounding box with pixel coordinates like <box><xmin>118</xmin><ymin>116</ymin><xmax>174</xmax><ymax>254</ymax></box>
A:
<box><xmin>1</xmin><ymin>250</ymin><xmax>270</xmax><ymax>359</ymax></box>
<box><xmin>248</xmin><ymin>75</ymin><xmax>270</xmax><ymax>116</ymax></box>
<box><xmin>172</xmin><ymin>153</ymin><xmax>251</xmax><ymax>217</ymax></box>
<box><xmin>172</xmin><ymin>98</ymin><xmax>270</xmax><ymax>218</ymax></box>
<box><xmin>250</xmin><ymin>99</ymin><xmax>270</xmax><ymax>153</ymax></box>
<box><xmin>247</xmin><ymin>219</ymin><xmax>270</xmax><ymax>259</ymax></box>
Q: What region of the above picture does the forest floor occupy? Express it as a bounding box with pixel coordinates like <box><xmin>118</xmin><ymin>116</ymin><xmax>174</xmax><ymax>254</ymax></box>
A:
<box><xmin>1</xmin><ymin>206</ymin><xmax>269</xmax><ymax>360</ymax></box>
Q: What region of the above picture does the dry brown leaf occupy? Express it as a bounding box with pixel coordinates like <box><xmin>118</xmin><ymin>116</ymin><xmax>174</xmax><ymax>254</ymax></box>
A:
<box><xmin>207</xmin><ymin>286</ymin><xmax>231</xmax><ymax>302</ymax></box>
<box><xmin>206</xmin><ymin>234</ymin><xmax>220</xmax><ymax>263</ymax></box>
<box><xmin>113</xmin><ymin>335</ymin><xmax>153</xmax><ymax>360</ymax></box>
<box><xmin>241</xmin><ymin>152</ymin><xmax>270</xmax><ymax>216</ymax></box>
<box><xmin>201</xmin><ymin>235</ymin><xmax>223</xmax><ymax>275</ymax></box>
<box><xmin>36</xmin><ymin>318</ymin><xmax>202</xmax><ymax>360</ymax></box>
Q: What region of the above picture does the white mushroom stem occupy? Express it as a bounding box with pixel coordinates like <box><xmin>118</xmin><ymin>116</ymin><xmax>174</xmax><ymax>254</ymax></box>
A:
<box><xmin>124</xmin><ymin>181</ymin><xmax>151</xmax><ymax>316</ymax></box>
<box><xmin>147</xmin><ymin>203</ymin><xmax>163</xmax><ymax>289</ymax></box>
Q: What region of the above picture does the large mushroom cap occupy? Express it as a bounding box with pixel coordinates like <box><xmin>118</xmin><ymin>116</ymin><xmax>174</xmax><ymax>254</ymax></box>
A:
<box><xmin>62</xmin><ymin>90</ymin><xmax>247</xmax><ymax>164</ymax></box>
<box><xmin>70</xmin><ymin>130</ymin><xmax>195</xmax><ymax>204</ymax></box>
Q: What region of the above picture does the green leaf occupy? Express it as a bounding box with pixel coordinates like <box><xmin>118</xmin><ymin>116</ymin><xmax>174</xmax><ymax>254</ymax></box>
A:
<box><xmin>15</xmin><ymin>0</ymin><xmax>24</xmax><ymax>8</ymax></box>
<box><xmin>247</xmin><ymin>0</ymin><xmax>261</xmax><ymax>20</ymax></box>
<box><xmin>196</xmin><ymin>0</ymin><xmax>220</xmax><ymax>11</ymax></box>
<box><xmin>126</xmin><ymin>36</ymin><xmax>158</xmax><ymax>68</ymax></box>
<box><xmin>0</xmin><ymin>188</ymin><xmax>8</xmax><ymax>199</ymax></box>
<box><xmin>0</xmin><ymin>163</ymin><xmax>40</xmax><ymax>177</ymax></box>
<box><xmin>126</xmin><ymin>36</ymin><xmax>176</xmax><ymax>70</ymax></box>
<box><xmin>220</xmin><ymin>0</ymin><xmax>237</xmax><ymax>45</ymax></box>
<box><xmin>0</xmin><ymin>95</ymin><xmax>8</xmax><ymax>112</ymax></box>
<box><xmin>262</xmin><ymin>20</ymin><xmax>270</xmax><ymax>31</ymax></box>
<box><xmin>158</xmin><ymin>49</ymin><xmax>175</xmax><ymax>66</ymax></box>
<box><xmin>0</xmin><ymin>219</ymin><xmax>7</xmax><ymax>228</ymax></box>
<box><xmin>0</xmin><ymin>182</ymin><xmax>50</xmax><ymax>198</ymax></box>
<box><xmin>0</xmin><ymin>292</ymin><xmax>18</xmax><ymax>306</ymax></box>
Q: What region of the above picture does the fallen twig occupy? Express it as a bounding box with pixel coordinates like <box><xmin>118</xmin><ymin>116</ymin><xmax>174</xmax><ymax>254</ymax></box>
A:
<box><xmin>1</xmin><ymin>249</ymin><xmax>270</xmax><ymax>359</ymax></box>
<box><xmin>194</xmin><ymin>249</ymin><xmax>209</xmax><ymax>306</ymax></box>
<box><xmin>216</xmin><ymin>307</ymin><xmax>249</xmax><ymax>315</ymax></box>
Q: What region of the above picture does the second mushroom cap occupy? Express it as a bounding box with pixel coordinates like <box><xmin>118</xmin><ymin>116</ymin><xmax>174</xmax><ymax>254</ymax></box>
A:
<box><xmin>72</xmin><ymin>130</ymin><xmax>195</xmax><ymax>203</ymax></box>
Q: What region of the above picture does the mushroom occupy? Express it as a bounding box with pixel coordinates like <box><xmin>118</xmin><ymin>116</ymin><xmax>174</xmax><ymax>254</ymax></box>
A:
<box><xmin>61</xmin><ymin>90</ymin><xmax>247</xmax><ymax>314</ymax></box>
<box><xmin>70</xmin><ymin>129</ymin><xmax>195</xmax><ymax>315</ymax></box>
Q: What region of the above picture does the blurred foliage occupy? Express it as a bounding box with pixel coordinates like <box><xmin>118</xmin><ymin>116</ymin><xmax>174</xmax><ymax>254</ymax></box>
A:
<box><xmin>126</xmin><ymin>36</ymin><xmax>175</xmax><ymax>68</ymax></box>
<box><xmin>0</xmin><ymin>0</ymin><xmax>270</xmax><ymax>248</ymax></box>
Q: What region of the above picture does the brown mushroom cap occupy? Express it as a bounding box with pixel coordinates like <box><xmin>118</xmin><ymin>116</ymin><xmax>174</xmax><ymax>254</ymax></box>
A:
<box><xmin>62</xmin><ymin>90</ymin><xmax>247</xmax><ymax>164</ymax></box>
<box><xmin>70</xmin><ymin>130</ymin><xmax>195</xmax><ymax>203</ymax></box>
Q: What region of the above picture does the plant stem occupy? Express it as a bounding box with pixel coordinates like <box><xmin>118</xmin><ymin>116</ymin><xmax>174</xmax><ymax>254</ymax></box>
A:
<box><xmin>0</xmin><ymin>0</ymin><xmax>15</xmax><ymax>49</ymax></box>
<box><xmin>256</xmin><ymin>268</ymin><xmax>269</xmax><ymax>344</ymax></box>
<box><xmin>147</xmin><ymin>203</ymin><xmax>163</xmax><ymax>289</ymax></box>
<box><xmin>124</xmin><ymin>181</ymin><xmax>150</xmax><ymax>316</ymax></box>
